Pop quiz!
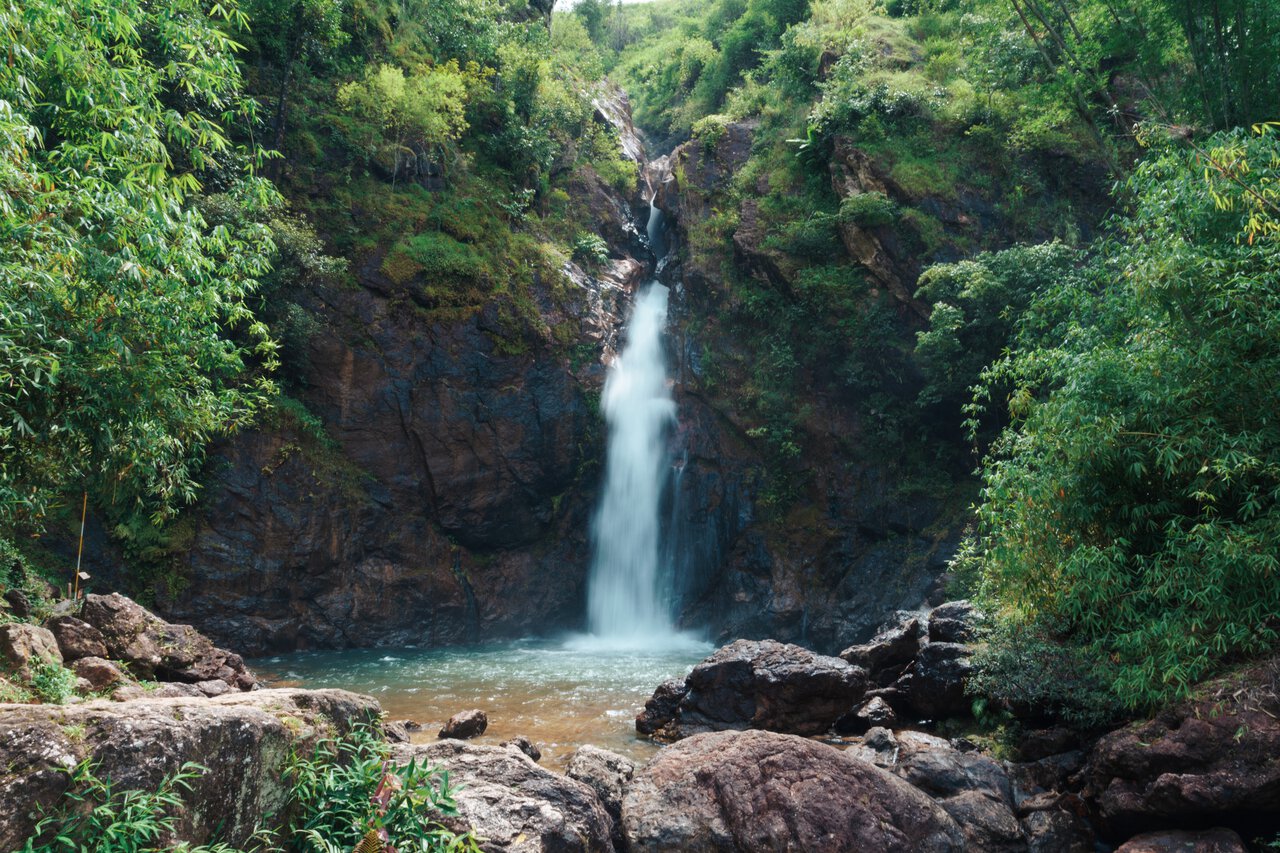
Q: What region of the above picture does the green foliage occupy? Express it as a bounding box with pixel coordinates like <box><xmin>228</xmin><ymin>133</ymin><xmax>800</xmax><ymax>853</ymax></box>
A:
<box><xmin>915</xmin><ymin>242</ymin><xmax>1082</xmax><ymax>410</ymax></box>
<box><xmin>968</xmin><ymin>128</ymin><xmax>1280</xmax><ymax>711</ymax></box>
<box><xmin>571</xmin><ymin>233</ymin><xmax>611</xmax><ymax>267</ymax></box>
<box><xmin>28</xmin><ymin>660</ymin><xmax>77</xmax><ymax>705</ymax></box>
<box><xmin>967</xmin><ymin>619</ymin><xmax>1125</xmax><ymax>729</ymax></box>
<box><xmin>838</xmin><ymin>191</ymin><xmax>899</xmax><ymax>227</ymax></box>
<box><xmin>22</xmin><ymin>761</ymin><xmax>266</xmax><ymax>852</ymax></box>
<box><xmin>336</xmin><ymin>61</ymin><xmax>478</xmax><ymax>188</ymax></box>
<box><xmin>0</xmin><ymin>0</ymin><xmax>280</xmax><ymax>536</ymax></box>
<box><xmin>287</xmin><ymin>727</ymin><xmax>479</xmax><ymax>852</ymax></box>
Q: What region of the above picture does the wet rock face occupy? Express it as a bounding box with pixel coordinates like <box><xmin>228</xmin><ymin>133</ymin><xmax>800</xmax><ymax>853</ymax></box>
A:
<box><xmin>393</xmin><ymin>739</ymin><xmax>613</xmax><ymax>853</ymax></box>
<box><xmin>145</xmin><ymin>169</ymin><xmax>650</xmax><ymax>656</ymax></box>
<box><xmin>622</xmin><ymin>729</ymin><xmax>966</xmax><ymax>852</ymax></box>
<box><xmin>0</xmin><ymin>689</ymin><xmax>379</xmax><ymax>850</ymax></box>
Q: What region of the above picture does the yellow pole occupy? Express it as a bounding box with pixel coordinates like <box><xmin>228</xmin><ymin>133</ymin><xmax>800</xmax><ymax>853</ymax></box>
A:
<box><xmin>73</xmin><ymin>492</ymin><xmax>87</xmax><ymax>599</ymax></box>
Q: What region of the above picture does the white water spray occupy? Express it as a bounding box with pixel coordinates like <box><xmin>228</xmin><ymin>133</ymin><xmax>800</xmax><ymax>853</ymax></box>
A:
<box><xmin>584</xmin><ymin>280</ymin><xmax>677</xmax><ymax>641</ymax></box>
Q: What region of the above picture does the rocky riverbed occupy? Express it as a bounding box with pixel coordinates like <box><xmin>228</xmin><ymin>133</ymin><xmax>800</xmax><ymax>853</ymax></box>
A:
<box><xmin>3</xmin><ymin>593</ymin><xmax>1277</xmax><ymax>852</ymax></box>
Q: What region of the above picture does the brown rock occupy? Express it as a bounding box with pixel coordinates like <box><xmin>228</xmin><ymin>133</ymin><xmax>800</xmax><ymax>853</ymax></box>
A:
<box><xmin>78</xmin><ymin>593</ymin><xmax>256</xmax><ymax>691</ymax></box>
<box><xmin>0</xmin><ymin>688</ymin><xmax>380</xmax><ymax>850</ymax></box>
<box><xmin>1021</xmin><ymin>809</ymin><xmax>1094</xmax><ymax>853</ymax></box>
<box><xmin>393</xmin><ymin>739</ymin><xmax>612</xmax><ymax>853</ymax></box>
<box><xmin>69</xmin><ymin>657</ymin><xmax>128</xmax><ymax>692</ymax></box>
<box><xmin>45</xmin><ymin>617</ymin><xmax>108</xmax><ymax>662</ymax></box>
<box><xmin>898</xmin><ymin>642</ymin><xmax>973</xmax><ymax>720</ymax></box>
<box><xmin>927</xmin><ymin>600</ymin><xmax>979</xmax><ymax>644</ymax></box>
<box><xmin>622</xmin><ymin>729</ymin><xmax>965</xmax><ymax>852</ymax></box>
<box><xmin>500</xmin><ymin>735</ymin><xmax>541</xmax><ymax>762</ymax></box>
<box><xmin>1082</xmin><ymin>669</ymin><xmax>1280</xmax><ymax>837</ymax></box>
<box><xmin>650</xmin><ymin>639</ymin><xmax>868</xmax><ymax>739</ymax></box>
<box><xmin>567</xmin><ymin>745</ymin><xmax>634</xmax><ymax>848</ymax></box>
<box><xmin>438</xmin><ymin>709</ymin><xmax>487</xmax><ymax>740</ymax></box>
<box><xmin>840</xmin><ymin>613</ymin><xmax>922</xmax><ymax>686</ymax></box>
<box><xmin>0</xmin><ymin>623</ymin><xmax>61</xmax><ymax>680</ymax></box>
<box><xmin>634</xmin><ymin>677</ymin><xmax>687</xmax><ymax>737</ymax></box>
<box><xmin>384</xmin><ymin>720</ymin><xmax>411</xmax><ymax>744</ymax></box>
<box><xmin>1115</xmin><ymin>828</ymin><xmax>1247</xmax><ymax>853</ymax></box>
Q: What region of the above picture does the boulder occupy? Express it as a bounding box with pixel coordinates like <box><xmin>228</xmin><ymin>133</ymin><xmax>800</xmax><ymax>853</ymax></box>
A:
<box><xmin>0</xmin><ymin>623</ymin><xmax>61</xmax><ymax>680</ymax></box>
<box><xmin>622</xmin><ymin>729</ymin><xmax>965</xmax><ymax>852</ymax></box>
<box><xmin>838</xmin><ymin>695</ymin><xmax>898</xmax><ymax>734</ymax></box>
<box><xmin>439</xmin><ymin>709</ymin><xmax>488</xmax><ymax>740</ymax></box>
<box><xmin>928</xmin><ymin>600</ymin><xmax>979</xmax><ymax>644</ymax></box>
<box><xmin>899</xmin><ymin>642</ymin><xmax>973</xmax><ymax>719</ymax></box>
<box><xmin>68</xmin><ymin>657</ymin><xmax>128</xmax><ymax>692</ymax></box>
<box><xmin>1021</xmin><ymin>810</ymin><xmax>1094</xmax><ymax>853</ymax></box>
<box><xmin>840</xmin><ymin>613</ymin><xmax>922</xmax><ymax>686</ymax></box>
<box><xmin>393</xmin><ymin>739</ymin><xmax>612</xmax><ymax>853</ymax></box>
<box><xmin>45</xmin><ymin>617</ymin><xmax>108</xmax><ymax>662</ymax></box>
<box><xmin>3</xmin><ymin>589</ymin><xmax>31</xmax><ymax>619</ymax></box>
<box><xmin>567</xmin><ymin>745</ymin><xmax>634</xmax><ymax>849</ymax></box>
<box><xmin>78</xmin><ymin>593</ymin><xmax>256</xmax><ymax>690</ymax></box>
<box><xmin>634</xmin><ymin>677</ymin><xmax>687</xmax><ymax>738</ymax></box>
<box><xmin>642</xmin><ymin>639</ymin><xmax>867</xmax><ymax>739</ymax></box>
<box><xmin>891</xmin><ymin>737</ymin><xmax>1023</xmax><ymax>853</ymax></box>
<box><xmin>1115</xmin><ymin>828</ymin><xmax>1247</xmax><ymax>852</ymax></box>
<box><xmin>384</xmin><ymin>720</ymin><xmax>412</xmax><ymax>744</ymax></box>
<box><xmin>500</xmin><ymin>735</ymin><xmax>541</xmax><ymax>762</ymax></box>
<box><xmin>0</xmin><ymin>688</ymin><xmax>380</xmax><ymax>850</ymax></box>
<box><xmin>1081</xmin><ymin>665</ymin><xmax>1280</xmax><ymax>838</ymax></box>
<box><xmin>111</xmin><ymin>682</ymin><xmax>205</xmax><ymax>701</ymax></box>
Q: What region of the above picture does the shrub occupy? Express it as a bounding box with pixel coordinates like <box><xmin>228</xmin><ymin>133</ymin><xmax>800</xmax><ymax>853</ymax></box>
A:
<box><xmin>287</xmin><ymin>727</ymin><xmax>478</xmax><ymax>852</ymax></box>
<box><xmin>571</xmin><ymin>233</ymin><xmax>610</xmax><ymax>267</ymax></box>
<box><xmin>838</xmin><ymin>191</ymin><xmax>899</xmax><ymax>228</ymax></box>
<box><xmin>29</xmin><ymin>660</ymin><xmax>77</xmax><ymax>705</ymax></box>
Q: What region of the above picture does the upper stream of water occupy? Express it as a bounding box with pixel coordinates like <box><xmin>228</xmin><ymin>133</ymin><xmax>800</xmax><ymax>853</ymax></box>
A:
<box><xmin>252</xmin><ymin>637</ymin><xmax>710</xmax><ymax>771</ymax></box>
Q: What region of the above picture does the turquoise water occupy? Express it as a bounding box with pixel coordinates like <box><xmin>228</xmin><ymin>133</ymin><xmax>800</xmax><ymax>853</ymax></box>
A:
<box><xmin>251</xmin><ymin>636</ymin><xmax>711</xmax><ymax>770</ymax></box>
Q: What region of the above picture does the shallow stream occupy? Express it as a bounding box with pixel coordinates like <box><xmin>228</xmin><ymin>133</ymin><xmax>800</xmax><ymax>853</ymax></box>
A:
<box><xmin>252</xmin><ymin>637</ymin><xmax>711</xmax><ymax>771</ymax></box>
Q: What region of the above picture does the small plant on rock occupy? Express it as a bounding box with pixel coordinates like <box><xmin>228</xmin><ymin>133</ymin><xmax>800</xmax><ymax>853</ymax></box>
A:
<box><xmin>287</xmin><ymin>726</ymin><xmax>479</xmax><ymax>853</ymax></box>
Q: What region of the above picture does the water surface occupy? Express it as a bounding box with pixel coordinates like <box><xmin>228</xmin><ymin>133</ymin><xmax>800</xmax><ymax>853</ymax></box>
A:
<box><xmin>252</xmin><ymin>637</ymin><xmax>710</xmax><ymax>771</ymax></box>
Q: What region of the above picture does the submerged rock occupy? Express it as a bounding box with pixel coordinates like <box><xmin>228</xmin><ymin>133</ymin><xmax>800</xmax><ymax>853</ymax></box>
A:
<box><xmin>0</xmin><ymin>688</ymin><xmax>379</xmax><ymax>850</ymax></box>
<box><xmin>394</xmin><ymin>739</ymin><xmax>612</xmax><ymax>853</ymax></box>
<box><xmin>622</xmin><ymin>729</ymin><xmax>964</xmax><ymax>852</ymax></box>
<box><xmin>439</xmin><ymin>708</ymin><xmax>488</xmax><ymax>740</ymax></box>
<box><xmin>500</xmin><ymin>735</ymin><xmax>542</xmax><ymax>762</ymax></box>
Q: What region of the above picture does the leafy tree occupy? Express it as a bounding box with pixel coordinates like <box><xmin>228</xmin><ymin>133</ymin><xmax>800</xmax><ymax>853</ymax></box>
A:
<box><xmin>337</xmin><ymin>62</ymin><xmax>477</xmax><ymax>189</ymax></box>
<box><xmin>0</xmin><ymin>0</ymin><xmax>279</xmax><ymax>536</ymax></box>
<box><xmin>968</xmin><ymin>127</ymin><xmax>1280</xmax><ymax>710</ymax></box>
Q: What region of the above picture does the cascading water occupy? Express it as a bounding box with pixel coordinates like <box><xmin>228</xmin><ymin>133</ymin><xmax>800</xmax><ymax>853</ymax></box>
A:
<box><xmin>574</xmin><ymin>200</ymin><xmax>702</xmax><ymax>648</ymax></box>
<box><xmin>584</xmin><ymin>280</ymin><xmax>676</xmax><ymax>641</ymax></box>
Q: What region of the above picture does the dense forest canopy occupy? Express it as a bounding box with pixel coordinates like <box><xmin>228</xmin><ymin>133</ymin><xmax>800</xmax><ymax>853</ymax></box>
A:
<box><xmin>2</xmin><ymin>0</ymin><xmax>1279</xmax><ymax>719</ymax></box>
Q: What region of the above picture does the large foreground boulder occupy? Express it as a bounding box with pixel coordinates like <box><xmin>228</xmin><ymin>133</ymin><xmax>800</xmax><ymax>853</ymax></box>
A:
<box><xmin>0</xmin><ymin>688</ymin><xmax>379</xmax><ymax>849</ymax></box>
<box><xmin>394</xmin><ymin>739</ymin><xmax>613</xmax><ymax>853</ymax></box>
<box><xmin>622</xmin><ymin>729</ymin><xmax>965</xmax><ymax>852</ymax></box>
<box><xmin>637</xmin><ymin>639</ymin><xmax>867</xmax><ymax>739</ymax></box>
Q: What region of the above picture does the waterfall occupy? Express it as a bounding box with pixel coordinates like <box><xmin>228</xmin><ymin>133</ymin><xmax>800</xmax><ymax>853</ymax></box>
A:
<box><xmin>585</xmin><ymin>280</ymin><xmax>676</xmax><ymax>641</ymax></box>
<box><xmin>571</xmin><ymin>201</ymin><xmax>703</xmax><ymax>650</ymax></box>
